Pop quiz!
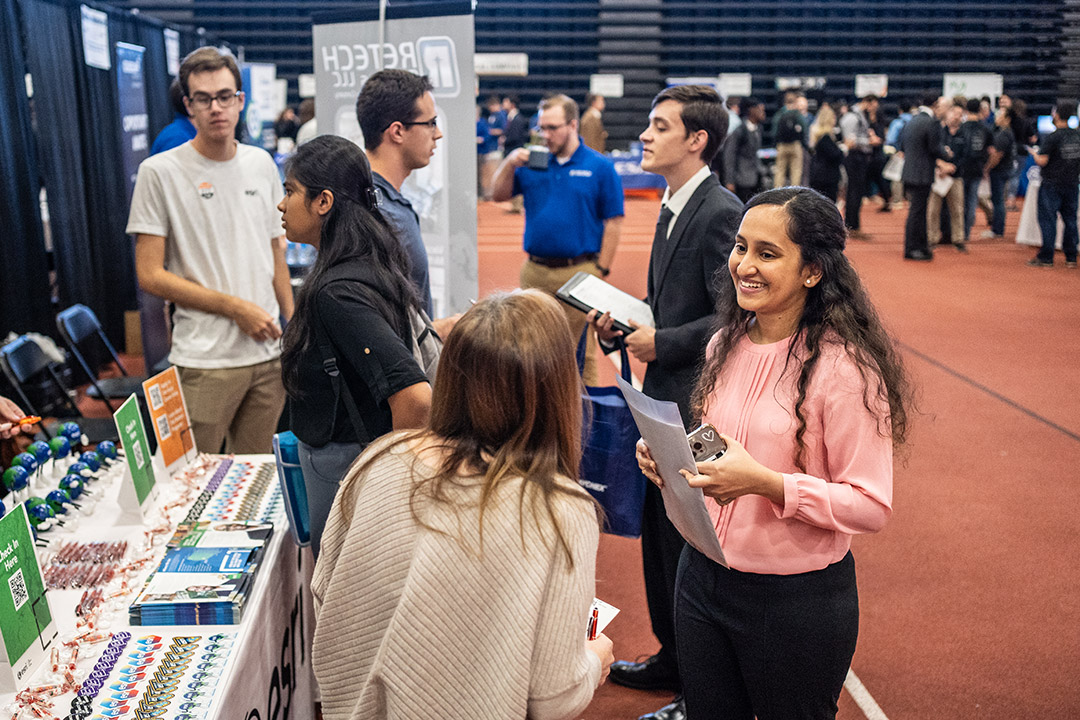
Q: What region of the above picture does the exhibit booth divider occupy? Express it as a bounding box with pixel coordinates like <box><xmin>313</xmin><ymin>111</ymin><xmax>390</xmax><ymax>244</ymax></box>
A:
<box><xmin>1</xmin><ymin>0</ymin><xmax>210</xmax><ymax>347</ymax></box>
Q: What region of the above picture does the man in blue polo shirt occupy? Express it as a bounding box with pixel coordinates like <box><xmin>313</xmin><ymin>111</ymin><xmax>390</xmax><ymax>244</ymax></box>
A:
<box><xmin>492</xmin><ymin>93</ymin><xmax>624</xmax><ymax>384</ymax></box>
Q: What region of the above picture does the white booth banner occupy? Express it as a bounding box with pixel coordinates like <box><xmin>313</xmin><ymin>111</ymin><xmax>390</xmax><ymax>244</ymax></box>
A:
<box><xmin>475</xmin><ymin>52</ymin><xmax>529</xmax><ymax>77</ymax></box>
<box><xmin>312</xmin><ymin>1</ymin><xmax>478</xmax><ymax>318</ymax></box>
<box><xmin>718</xmin><ymin>73</ymin><xmax>752</xmax><ymax>98</ymax></box>
<box><xmin>943</xmin><ymin>73</ymin><xmax>1003</xmax><ymax>101</ymax></box>
<box><xmin>856</xmin><ymin>74</ymin><xmax>888</xmax><ymax>98</ymax></box>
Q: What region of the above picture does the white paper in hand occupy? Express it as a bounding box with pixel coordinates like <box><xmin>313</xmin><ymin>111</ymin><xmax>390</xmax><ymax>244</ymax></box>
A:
<box><xmin>615</xmin><ymin>376</ymin><xmax>727</xmax><ymax>567</ymax></box>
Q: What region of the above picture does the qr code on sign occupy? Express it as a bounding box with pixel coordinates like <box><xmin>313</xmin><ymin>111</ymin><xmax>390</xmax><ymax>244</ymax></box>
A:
<box><xmin>132</xmin><ymin>438</ymin><xmax>145</xmax><ymax>469</ymax></box>
<box><xmin>156</xmin><ymin>413</ymin><xmax>172</xmax><ymax>440</ymax></box>
<box><xmin>148</xmin><ymin>383</ymin><xmax>164</xmax><ymax>410</ymax></box>
<box><xmin>9</xmin><ymin>567</ymin><xmax>28</xmax><ymax>611</ymax></box>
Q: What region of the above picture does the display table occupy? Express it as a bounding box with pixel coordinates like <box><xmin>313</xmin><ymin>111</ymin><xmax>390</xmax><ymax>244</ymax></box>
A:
<box><xmin>1015</xmin><ymin>173</ymin><xmax>1069</xmax><ymax>250</ymax></box>
<box><xmin>1</xmin><ymin>454</ymin><xmax>315</xmax><ymax>720</ymax></box>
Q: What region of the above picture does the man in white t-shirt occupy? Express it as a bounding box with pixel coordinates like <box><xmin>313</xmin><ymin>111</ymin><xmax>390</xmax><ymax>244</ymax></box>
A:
<box><xmin>127</xmin><ymin>47</ymin><xmax>293</xmax><ymax>454</ymax></box>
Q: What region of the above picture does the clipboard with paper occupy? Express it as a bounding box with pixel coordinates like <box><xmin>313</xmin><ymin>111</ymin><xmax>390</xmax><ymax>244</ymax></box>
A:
<box><xmin>555</xmin><ymin>272</ymin><xmax>654</xmax><ymax>334</ymax></box>
<box><xmin>615</xmin><ymin>376</ymin><xmax>727</xmax><ymax>567</ymax></box>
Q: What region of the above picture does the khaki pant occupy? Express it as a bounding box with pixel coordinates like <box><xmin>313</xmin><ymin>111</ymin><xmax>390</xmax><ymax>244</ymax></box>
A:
<box><xmin>928</xmin><ymin>178</ymin><xmax>965</xmax><ymax>246</ymax></box>
<box><xmin>774</xmin><ymin>142</ymin><xmax>803</xmax><ymax>188</ymax></box>
<box><xmin>178</xmin><ymin>358</ymin><xmax>285</xmax><ymax>454</ymax></box>
<box><xmin>519</xmin><ymin>259</ymin><xmax>601</xmax><ymax>386</ymax></box>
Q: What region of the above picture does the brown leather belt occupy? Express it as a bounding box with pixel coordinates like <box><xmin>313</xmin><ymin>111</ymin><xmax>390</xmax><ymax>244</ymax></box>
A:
<box><xmin>527</xmin><ymin>253</ymin><xmax>598</xmax><ymax>268</ymax></box>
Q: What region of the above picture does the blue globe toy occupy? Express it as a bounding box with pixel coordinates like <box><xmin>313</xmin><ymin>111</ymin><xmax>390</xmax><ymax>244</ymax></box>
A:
<box><xmin>59</xmin><ymin>474</ymin><xmax>85</xmax><ymax>499</ymax></box>
<box><xmin>0</xmin><ymin>498</ymin><xmax>5</xmax><ymax>518</ymax></box>
<box><xmin>77</xmin><ymin>452</ymin><xmax>101</xmax><ymax>472</ymax></box>
<box><xmin>11</xmin><ymin>453</ymin><xmax>38</xmax><ymax>473</ymax></box>
<box><xmin>3</xmin><ymin>466</ymin><xmax>29</xmax><ymax>492</ymax></box>
<box><xmin>48</xmin><ymin>436</ymin><xmax>72</xmax><ymax>460</ymax></box>
<box><xmin>29</xmin><ymin>441</ymin><xmax>52</xmax><ymax>464</ymax></box>
<box><xmin>24</xmin><ymin>498</ymin><xmax>54</xmax><ymax>528</ymax></box>
<box><xmin>96</xmin><ymin>441</ymin><xmax>118</xmax><ymax>460</ymax></box>
<box><xmin>61</xmin><ymin>422</ymin><xmax>82</xmax><ymax>445</ymax></box>
<box><xmin>46</xmin><ymin>490</ymin><xmax>72</xmax><ymax>514</ymax></box>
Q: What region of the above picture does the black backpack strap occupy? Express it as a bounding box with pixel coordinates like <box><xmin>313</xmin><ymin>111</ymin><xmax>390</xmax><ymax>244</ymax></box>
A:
<box><xmin>312</xmin><ymin>283</ymin><xmax>374</xmax><ymax>447</ymax></box>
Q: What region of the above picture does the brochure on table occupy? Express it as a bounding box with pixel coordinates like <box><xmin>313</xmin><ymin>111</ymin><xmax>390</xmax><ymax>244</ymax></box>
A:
<box><xmin>0</xmin><ymin>505</ymin><xmax>57</xmax><ymax>692</ymax></box>
<box><xmin>113</xmin><ymin>394</ymin><xmax>161</xmax><ymax>520</ymax></box>
<box><xmin>142</xmin><ymin>366</ymin><xmax>198</xmax><ymax>474</ymax></box>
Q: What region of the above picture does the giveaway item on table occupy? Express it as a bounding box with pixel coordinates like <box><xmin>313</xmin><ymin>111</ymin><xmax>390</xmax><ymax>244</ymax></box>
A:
<box><xmin>128</xmin><ymin>573</ymin><xmax>253</xmax><ymax>626</ymax></box>
<box><xmin>193</xmin><ymin>461</ymin><xmax>284</xmax><ymax>525</ymax></box>
<box><xmin>85</xmin><ymin>633</ymin><xmax>236</xmax><ymax>720</ymax></box>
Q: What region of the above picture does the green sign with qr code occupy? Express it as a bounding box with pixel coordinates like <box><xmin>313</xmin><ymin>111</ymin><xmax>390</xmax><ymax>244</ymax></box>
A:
<box><xmin>0</xmin><ymin>504</ymin><xmax>54</xmax><ymax>672</ymax></box>
<box><xmin>114</xmin><ymin>393</ymin><xmax>157</xmax><ymax>505</ymax></box>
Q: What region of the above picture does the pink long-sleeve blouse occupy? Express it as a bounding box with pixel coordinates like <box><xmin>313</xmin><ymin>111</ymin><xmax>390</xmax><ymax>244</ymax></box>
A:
<box><xmin>700</xmin><ymin>332</ymin><xmax>893</xmax><ymax>575</ymax></box>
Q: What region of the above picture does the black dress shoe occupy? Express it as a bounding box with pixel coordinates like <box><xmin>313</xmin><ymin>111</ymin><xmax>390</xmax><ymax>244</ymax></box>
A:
<box><xmin>608</xmin><ymin>655</ymin><xmax>680</xmax><ymax>692</ymax></box>
<box><xmin>638</xmin><ymin>696</ymin><xmax>686</xmax><ymax>720</ymax></box>
<box><xmin>904</xmin><ymin>250</ymin><xmax>933</xmax><ymax>261</ymax></box>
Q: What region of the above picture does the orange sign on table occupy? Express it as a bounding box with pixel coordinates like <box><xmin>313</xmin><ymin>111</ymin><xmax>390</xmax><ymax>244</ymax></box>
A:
<box><xmin>142</xmin><ymin>366</ymin><xmax>196</xmax><ymax>468</ymax></box>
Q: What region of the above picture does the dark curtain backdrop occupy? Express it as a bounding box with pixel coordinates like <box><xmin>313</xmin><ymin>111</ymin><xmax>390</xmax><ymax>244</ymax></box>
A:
<box><xmin>0</xmin><ymin>0</ymin><xmax>54</xmax><ymax>337</ymax></box>
<box><xmin>21</xmin><ymin>0</ymin><xmax>96</xmax><ymax>322</ymax></box>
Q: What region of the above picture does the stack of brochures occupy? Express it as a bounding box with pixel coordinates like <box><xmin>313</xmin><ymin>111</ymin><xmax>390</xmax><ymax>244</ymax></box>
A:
<box><xmin>129</xmin><ymin>521</ymin><xmax>273</xmax><ymax>625</ymax></box>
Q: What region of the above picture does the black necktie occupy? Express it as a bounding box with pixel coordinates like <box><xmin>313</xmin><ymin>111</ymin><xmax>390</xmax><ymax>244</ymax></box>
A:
<box><xmin>655</xmin><ymin>205</ymin><xmax>674</xmax><ymax>246</ymax></box>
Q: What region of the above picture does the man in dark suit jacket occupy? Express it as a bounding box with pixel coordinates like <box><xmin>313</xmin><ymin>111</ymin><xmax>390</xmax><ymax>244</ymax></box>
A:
<box><xmin>900</xmin><ymin>94</ymin><xmax>954</xmax><ymax>260</ymax></box>
<box><xmin>590</xmin><ymin>84</ymin><xmax>742</xmax><ymax>720</ymax></box>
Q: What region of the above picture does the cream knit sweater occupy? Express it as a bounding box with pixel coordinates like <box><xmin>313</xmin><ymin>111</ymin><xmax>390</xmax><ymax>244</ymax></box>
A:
<box><xmin>311</xmin><ymin>434</ymin><xmax>602</xmax><ymax>720</ymax></box>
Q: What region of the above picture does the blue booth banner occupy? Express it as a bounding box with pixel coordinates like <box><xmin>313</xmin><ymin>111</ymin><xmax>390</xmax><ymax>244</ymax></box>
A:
<box><xmin>115</xmin><ymin>42</ymin><xmax>149</xmax><ymax>197</ymax></box>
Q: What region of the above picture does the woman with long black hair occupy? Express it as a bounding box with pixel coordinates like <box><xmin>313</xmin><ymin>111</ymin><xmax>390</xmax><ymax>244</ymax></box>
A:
<box><xmin>279</xmin><ymin>134</ymin><xmax>432</xmax><ymax>558</ymax></box>
<box><xmin>637</xmin><ymin>187</ymin><xmax>912</xmax><ymax>719</ymax></box>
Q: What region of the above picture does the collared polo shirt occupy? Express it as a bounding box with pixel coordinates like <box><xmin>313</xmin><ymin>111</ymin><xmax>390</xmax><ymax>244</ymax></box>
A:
<box><xmin>373</xmin><ymin>172</ymin><xmax>433</xmax><ymax>316</ymax></box>
<box><xmin>512</xmin><ymin>140</ymin><xmax>624</xmax><ymax>258</ymax></box>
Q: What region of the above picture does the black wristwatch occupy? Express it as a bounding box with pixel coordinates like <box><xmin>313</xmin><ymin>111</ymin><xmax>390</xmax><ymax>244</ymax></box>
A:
<box><xmin>596</xmin><ymin>263</ymin><xmax>611</xmax><ymax>277</ymax></box>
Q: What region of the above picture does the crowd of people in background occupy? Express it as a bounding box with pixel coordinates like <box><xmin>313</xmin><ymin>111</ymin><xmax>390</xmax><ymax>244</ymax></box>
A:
<box><xmin>466</xmin><ymin>84</ymin><xmax>1078</xmax><ymax>268</ymax></box>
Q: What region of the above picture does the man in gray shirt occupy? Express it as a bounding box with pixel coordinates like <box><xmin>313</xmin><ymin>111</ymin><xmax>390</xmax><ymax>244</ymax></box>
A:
<box><xmin>839</xmin><ymin>94</ymin><xmax>882</xmax><ymax>238</ymax></box>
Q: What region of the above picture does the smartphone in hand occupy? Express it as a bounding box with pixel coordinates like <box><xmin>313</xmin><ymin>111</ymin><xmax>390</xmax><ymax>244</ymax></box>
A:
<box><xmin>687</xmin><ymin>423</ymin><xmax>727</xmax><ymax>463</ymax></box>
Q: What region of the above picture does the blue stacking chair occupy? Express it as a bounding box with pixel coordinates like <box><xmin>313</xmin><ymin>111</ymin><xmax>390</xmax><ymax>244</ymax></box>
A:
<box><xmin>56</xmin><ymin>304</ymin><xmax>148</xmax><ymax>410</ymax></box>
<box><xmin>273</xmin><ymin>431</ymin><xmax>310</xmax><ymax>547</ymax></box>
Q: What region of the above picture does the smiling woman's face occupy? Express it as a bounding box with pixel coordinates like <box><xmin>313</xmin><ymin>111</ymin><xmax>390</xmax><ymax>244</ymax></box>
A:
<box><xmin>728</xmin><ymin>204</ymin><xmax>817</xmax><ymax>334</ymax></box>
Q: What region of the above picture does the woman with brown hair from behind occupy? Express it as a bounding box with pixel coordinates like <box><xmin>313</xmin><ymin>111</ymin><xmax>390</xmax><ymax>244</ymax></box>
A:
<box><xmin>311</xmin><ymin>289</ymin><xmax>614</xmax><ymax>720</ymax></box>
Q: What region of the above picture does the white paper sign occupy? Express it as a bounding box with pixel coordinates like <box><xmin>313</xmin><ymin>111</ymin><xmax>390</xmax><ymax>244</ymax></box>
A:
<box><xmin>474</xmin><ymin>52</ymin><xmax>529</xmax><ymax>77</ymax></box>
<box><xmin>943</xmin><ymin>73</ymin><xmax>1003</xmax><ymax>101</ymax></box>
<box><xmin>590</xmin><ymin>73</ymin><xmax>624</xmax><ymax>98</ymax></box>
<box><xmin>80</xmin><ymin>5</ymin><xmax>110</xmax><ymax>70</ymax></box>
<box><xmin>718</xmin><ymin>73</ymin><xmax>752</xmax><ymax>98</ymax></box>
<box><xmin>855</xmin><ymin>74</ymin><xmax>888</xmax><ymax>98</ymax></box>
<box><xmin>298</xmin><ymin>73</ymin><xmax>316</xmax><ymax>98</ymax></box>
<box><xmin>164</xmin><ymin>28</ymin><xmax>180</xmax><ymax>77</ymax></box>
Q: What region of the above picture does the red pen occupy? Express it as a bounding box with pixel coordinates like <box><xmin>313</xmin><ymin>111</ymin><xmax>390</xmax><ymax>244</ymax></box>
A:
<box><xmin>588</xmin><ymin>607</ymin><xmax>599</xmax><ymax>640</ymax></box>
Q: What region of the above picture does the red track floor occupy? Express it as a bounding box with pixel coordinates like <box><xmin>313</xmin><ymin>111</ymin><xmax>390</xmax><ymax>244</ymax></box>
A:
<box><xmin>479</xmin><ymin>195</ymin><xmax>1080</xmax><ymax>719</ymax></box>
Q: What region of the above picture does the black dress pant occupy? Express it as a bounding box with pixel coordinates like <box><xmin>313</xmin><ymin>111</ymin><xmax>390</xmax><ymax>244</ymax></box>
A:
<box><xmin>675</xmin><ymin>547</ymin><xmax>859</xmax><ymax>720</ymax></box>
<box><xmin>843</xmin><ymin>152</ymin><xmax>871</xmax><ymax>230</ymax></box>
<box><xmin>641</xmin><ymin>478</ymin><xmax>686</xmax><ymax>681</ymax></box>
<box><xmin>904</xmin><ymin>183</ymin><xmax>932</xmax><ymax>256</ymax></box>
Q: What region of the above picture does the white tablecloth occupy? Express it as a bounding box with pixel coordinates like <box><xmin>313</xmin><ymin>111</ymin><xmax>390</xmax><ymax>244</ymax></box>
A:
<box><xmin>1</xmin><ymin>454</ymin><xmax>315</xmax><ymax>719</ymax></box>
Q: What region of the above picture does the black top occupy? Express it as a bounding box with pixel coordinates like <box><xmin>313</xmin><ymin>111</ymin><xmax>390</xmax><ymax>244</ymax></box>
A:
<box><xmin>942</xmin><ymin>126</ymin><xmax>965</xmax><ymax>177</ymax></box>
<box><xmin>503</xmin><ymin>112</ymin><xmax>531</xmax><ymax>154</ymax></box>
<box><xmin>1040</xmin><ymin>127</ymin><xmax>1080</xmax><ymax>187</ymax></box>
<box><xmin>809</xmin><ymin>132</ymin><xmax>844</xmax><ymax>187</ymax></box>
<box><xmin>957</xmin><ymin>121</ymin><xmax>993</xmax><ymax>180</ymax></box>
<box><xmin>289</xmin><ymin>259</ymin><xmax>428</xmax><ymax>448</ymax></box>
<box><xmin>990</xmin><ymin>127</ymin><xmax>1016</xmax><ymax>177</ymax></box>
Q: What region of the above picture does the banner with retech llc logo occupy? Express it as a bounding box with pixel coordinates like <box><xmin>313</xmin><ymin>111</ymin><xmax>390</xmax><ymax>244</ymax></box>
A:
<box><xmin>312</xmin><ymin>1</ymin><xmax>478</xmax><ymax>319</ymax></box>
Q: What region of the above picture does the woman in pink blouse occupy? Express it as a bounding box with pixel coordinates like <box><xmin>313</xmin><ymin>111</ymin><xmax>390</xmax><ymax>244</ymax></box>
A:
<box><xmin>637</xmin><ymin>186</ymin><xmax>912</xmax><ymax>720</ymax></box>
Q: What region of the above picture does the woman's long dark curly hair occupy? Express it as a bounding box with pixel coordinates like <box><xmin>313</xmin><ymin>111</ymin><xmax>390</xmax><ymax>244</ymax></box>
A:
<box><xmin>691</xmin><ymin>186</ymin><xmax>912</xmax><ymax>471</ymax></box>
<box><xmin>280</xmin><ymin>135</ymin><xmax>419</xmax><ymax>399</ymax></box>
